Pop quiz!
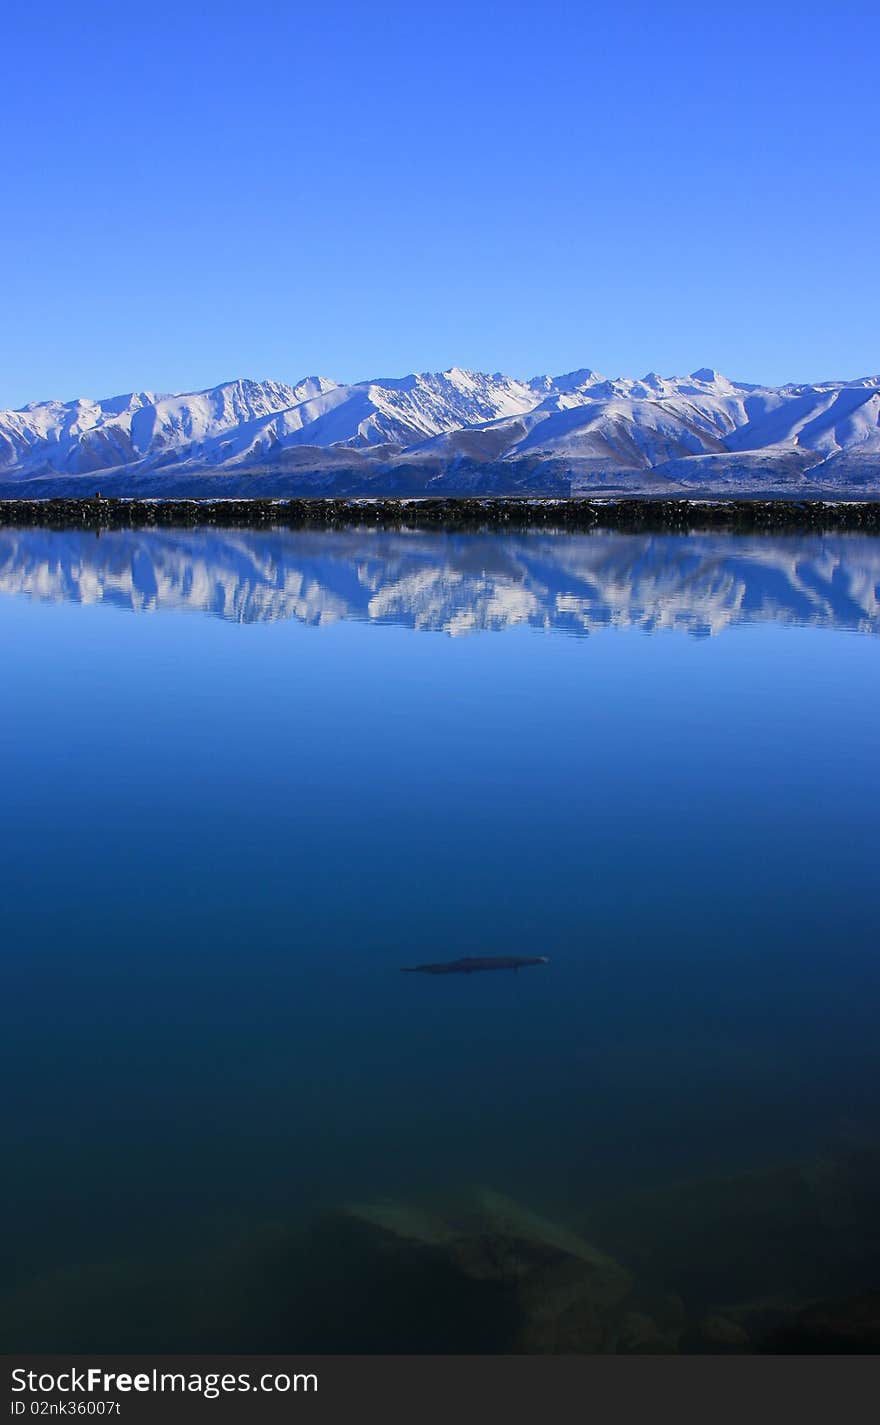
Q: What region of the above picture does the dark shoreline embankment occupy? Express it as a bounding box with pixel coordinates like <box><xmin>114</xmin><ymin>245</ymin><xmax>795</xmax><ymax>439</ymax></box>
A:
<box><xmin>1</xmin><ymin>496</ymin><xmax>880</xmax><ymax>535</ymax></box>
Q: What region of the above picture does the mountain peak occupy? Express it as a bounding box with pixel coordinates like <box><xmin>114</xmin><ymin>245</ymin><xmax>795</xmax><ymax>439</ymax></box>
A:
<box><xmin>2</xmin><ymin>366</ymin><xmax>878</xmax><ymax>492</ymax></box>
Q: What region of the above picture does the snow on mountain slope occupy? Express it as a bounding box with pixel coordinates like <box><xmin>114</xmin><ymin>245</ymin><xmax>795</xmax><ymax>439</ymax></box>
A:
<box><xmin>255</xmin><ymin>368</ymin><xmax>540</xmax><ymax>452</ymax></box>
<box><xmin>1</xmin><ymin>367</ymin><xmax>878</xmax><ymax>492</ymax></box>
<box><xmin>726</xmin><ymin>382</ymin><xmax>880</xmax><ymax>458</ymax></box>
<box><xmin>0</xmin><ymin>377</ymin><xmax>339</xmax><ymax>478</ymax></box>
<box><xmin>417</xmin><ymin>393</ymin><xmax>732</xmax><ymax>468</ymax></box>
<box><xmin>412</xmin><ymin>371</ymin><xmax>880</xmax><ymax>479</ymax></box>
<box><xmin>0</xmin><ymin>370</ymin><xmax>537</xmax><ymax>477</ymax></box>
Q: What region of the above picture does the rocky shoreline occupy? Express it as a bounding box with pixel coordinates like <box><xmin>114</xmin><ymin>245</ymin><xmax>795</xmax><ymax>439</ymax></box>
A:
<box><xmin>1</xmin><ymin>495</ymin><xmax>880</xmax><ymax>534</ymax></box>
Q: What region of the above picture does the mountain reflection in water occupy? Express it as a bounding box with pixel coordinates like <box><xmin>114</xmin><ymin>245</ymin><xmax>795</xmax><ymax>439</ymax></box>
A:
<box><xmin>0</xmin><ymin>526</ymin><xmax>878</xmax><ymax>636</ymax></box>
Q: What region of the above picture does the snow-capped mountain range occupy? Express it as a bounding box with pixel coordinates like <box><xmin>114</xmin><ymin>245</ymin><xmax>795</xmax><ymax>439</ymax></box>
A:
<box><xmin>2</xmin><ymin>367</ymin><xmax>879</xmax><ymax>496</ymax></box>
<box><xmin>1</xmin><ymin>527</ymin><xmax>878</xmax><ymax>638</ymax></box>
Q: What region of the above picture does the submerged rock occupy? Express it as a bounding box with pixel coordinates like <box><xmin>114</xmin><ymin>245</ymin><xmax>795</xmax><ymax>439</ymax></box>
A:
<box><xmin>335</xmin><ymin>1188</ymin><xmax>683</xmax><ymax>1353</ymax></box>
<box><xmin>616</xmin><ymin>1306</ymin><xmax>686</xmax><ymax>1355</ymax></box>
<box><xmin>699</xmin><ymin>1313</ymin><xmax>751</xmax><ymax>1349</ymax></box>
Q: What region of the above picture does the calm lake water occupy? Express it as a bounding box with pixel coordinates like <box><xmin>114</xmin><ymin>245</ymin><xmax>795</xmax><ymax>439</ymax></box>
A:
<box><xmin>1</xmin><ymin>524</ymin><xmax>879</xmax><ymax>1352</ymax></box>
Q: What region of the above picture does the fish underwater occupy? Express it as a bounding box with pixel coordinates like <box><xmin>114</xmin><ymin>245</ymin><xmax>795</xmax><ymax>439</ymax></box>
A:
<box><xmin>401</xmin><ymin>955</ymin><xmax>550</xmax><ymax>975</ymax></box>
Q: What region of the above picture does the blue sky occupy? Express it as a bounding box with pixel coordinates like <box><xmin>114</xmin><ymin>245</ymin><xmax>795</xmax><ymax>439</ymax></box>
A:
<box><xmin>2</xmin><ymin>0</ymin><xmax>877</xmax><ymax>407</ymax></box>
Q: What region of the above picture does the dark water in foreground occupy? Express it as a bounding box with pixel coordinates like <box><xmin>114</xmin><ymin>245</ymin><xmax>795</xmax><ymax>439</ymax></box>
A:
<box><xmin>1</xmin><ymin>525</ymin><xmax>879</xmax><ymax>1353</ymax></box>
